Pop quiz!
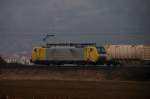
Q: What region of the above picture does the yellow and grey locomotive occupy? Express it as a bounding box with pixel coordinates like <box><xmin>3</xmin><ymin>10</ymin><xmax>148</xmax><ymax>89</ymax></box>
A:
<box><xmin>31</xmin><ymin>43</ymin><xmax>106</xmax><ymax>65</ymax></box>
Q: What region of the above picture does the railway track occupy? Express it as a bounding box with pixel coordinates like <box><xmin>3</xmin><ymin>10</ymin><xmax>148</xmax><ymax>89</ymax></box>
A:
<box><xmin>0</xmin><ymin>64</ymin><xmax>113</xmax><ymax>70</ymax></box>
<box><xmin>0</xmin><ymin>63</ymin><xmax>149</xmax><ymax>70</ymax></box>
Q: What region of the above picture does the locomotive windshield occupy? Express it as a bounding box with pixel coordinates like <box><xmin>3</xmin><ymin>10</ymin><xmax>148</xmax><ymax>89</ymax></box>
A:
<box><xmin>96</xmin><ymin>47</ymin><xmax>106</xmax><ymax>54</ymax></box>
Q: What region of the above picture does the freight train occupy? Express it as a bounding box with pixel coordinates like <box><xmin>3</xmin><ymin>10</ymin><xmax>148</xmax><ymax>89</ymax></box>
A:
<box><xmin>31</xmin><ymin>43</ymin><xmax>150</xmax><ymax>66</ymax></box>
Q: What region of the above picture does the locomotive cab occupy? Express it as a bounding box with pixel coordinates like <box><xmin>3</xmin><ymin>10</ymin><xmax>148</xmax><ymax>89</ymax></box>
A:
<box><xmin>84</xmin><ymin>46</ymin><xmax>106</xmax><ymax>64</ymax></box>
<box><xmin>84</xmin><ymin>46</ymin><xmax>100</xmax><ymax>62</ymax></box>
<box><xmin>31</xmin><ymin>47</ymin><xmax>46</xmax><ymax>63</ymax></box>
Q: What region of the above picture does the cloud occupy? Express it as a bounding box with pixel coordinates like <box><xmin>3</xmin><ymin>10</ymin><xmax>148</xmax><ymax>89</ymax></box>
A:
<box><xmin>0</xmin><ymin>0</ymin><xmax>150</xmax><ymax>52</ymax></box>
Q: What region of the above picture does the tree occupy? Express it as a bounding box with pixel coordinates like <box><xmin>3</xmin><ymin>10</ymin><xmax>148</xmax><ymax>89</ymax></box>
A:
<box><xmin>0</xmin><ymin>56</ymin><xmax>6</xmax><ymax>65</ymax></box>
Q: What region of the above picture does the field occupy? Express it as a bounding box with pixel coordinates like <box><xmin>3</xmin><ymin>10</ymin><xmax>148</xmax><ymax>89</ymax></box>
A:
<box><xmin>0</xmin><ymin>64</ymin><xmax>150</xmax><ymax>99</ymax></box>
<box><xmin>0</xmin><ymin>80</ymin><xmax>150</xmax><ymax>99</ymax></box>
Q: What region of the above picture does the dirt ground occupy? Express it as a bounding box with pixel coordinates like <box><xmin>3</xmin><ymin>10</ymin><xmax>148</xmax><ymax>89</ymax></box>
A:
<box><xmin>0</xmin><ymin>80</ymin><xmax>150</xmax><ymax>99</ymax></box>
<box><xmin>0</xmin><ymin>64</ymin><xmax>150</xmax><ymax>99</ymax></box>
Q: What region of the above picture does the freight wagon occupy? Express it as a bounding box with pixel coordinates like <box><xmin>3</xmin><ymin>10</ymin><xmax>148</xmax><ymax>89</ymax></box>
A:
<box><xmin>105</xmin><ymin>45</ymin><xmax>150</xmax><ymax>65</ymax></box>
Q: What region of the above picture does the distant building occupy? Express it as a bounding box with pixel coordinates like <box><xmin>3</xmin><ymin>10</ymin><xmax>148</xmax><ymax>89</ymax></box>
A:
<box><xmin>1</xmin><ymin>53</ymin><xmax>32</xmax><ymax>65</ymax></box>
<box><xmin>19</xmin><ymin>56</ymin><xmax>31</xmax><ymax>65</ymax></box>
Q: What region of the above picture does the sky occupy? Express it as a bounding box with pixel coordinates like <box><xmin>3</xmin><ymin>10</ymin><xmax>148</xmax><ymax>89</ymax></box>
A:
<box><xmin>0</xmin><ymin>0</ymin><xmax>150</xmax><ymax>53</ymax></box>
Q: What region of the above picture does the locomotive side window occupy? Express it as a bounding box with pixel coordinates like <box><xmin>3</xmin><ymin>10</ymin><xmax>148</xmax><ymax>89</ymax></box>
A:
<box><xmin>34</xmin><ymin>48</ymin><xmax>37</xmax><ymax>52</ymax></box>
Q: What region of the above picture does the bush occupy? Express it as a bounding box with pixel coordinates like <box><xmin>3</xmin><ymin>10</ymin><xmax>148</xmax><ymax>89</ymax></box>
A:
<box><xmin>0</xmin><ymin>56</ymin><xmax>6</xmax><ymax>64</ymax></box>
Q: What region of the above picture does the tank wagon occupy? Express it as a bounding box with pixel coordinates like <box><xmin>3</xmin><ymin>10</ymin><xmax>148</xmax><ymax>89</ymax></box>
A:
<box><xmin>105</xmin><ymin>45</ymin><xmax>150</xmax><ymax>65</ymax></box>
<box><xmin>31</xmin><ymin>43</ymin><xmax>106</xmax><ymax>65</ymax></box>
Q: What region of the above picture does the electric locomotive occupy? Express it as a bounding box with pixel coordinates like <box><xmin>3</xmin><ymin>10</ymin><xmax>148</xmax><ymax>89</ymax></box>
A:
<box><xmin>31</xmin><ymin>43</ymin><xmax>106</xmax><ymax>65</ymax></box>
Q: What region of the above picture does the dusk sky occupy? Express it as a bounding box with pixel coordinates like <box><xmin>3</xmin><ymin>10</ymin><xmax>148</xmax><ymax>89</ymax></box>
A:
<box><xmin>0</xmin><ymin>0</ymin><xmax>150</xmax><ymax>53</ymax></box>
